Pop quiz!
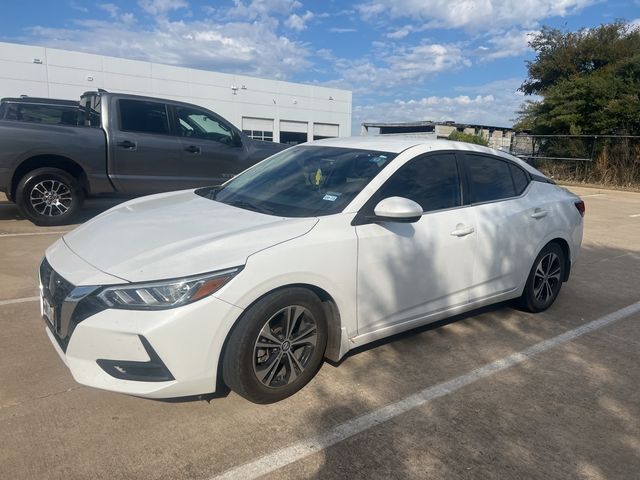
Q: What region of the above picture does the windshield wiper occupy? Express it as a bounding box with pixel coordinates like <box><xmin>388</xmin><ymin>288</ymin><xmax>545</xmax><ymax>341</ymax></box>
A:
<box><xmin>228</xmin><ymin>199</ymin><xmax>274</xmax><ymax>215</ymax></box>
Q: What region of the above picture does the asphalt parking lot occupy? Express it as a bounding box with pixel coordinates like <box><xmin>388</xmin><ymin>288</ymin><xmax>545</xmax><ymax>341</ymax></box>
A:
<box><xmin>1</xmin><ymin>185</ymin><xmax>639</xmax><ymax>480</ymax></box>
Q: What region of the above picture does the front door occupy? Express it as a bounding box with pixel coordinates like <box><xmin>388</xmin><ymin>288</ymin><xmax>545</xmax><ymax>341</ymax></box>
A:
<box><xmin>355</xmin><ymin>152</ymin><xmax>477</xmax><ymax>336</ymax></box>
<box><xmin>174</xmin><ymin>106</ymin><xmax>250</xmax><ymax>187</ymax></box>
<box><xmin>109</xmin><ymin>98</ymin><xmax>184</xmax><ymax>194</ymax></box>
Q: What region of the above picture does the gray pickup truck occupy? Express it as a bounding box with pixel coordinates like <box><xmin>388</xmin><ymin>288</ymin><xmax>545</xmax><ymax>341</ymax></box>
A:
<box><xmin>0</xmin><ymin>90</ymin><xmax>287</xmax><ymax>225</ymax></box>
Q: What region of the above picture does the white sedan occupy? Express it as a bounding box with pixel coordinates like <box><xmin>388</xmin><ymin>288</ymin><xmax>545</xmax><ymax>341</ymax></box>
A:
<box><xmin>40</xmin><ymin>137</ymin><xmax>584</xmax><ymax>403</ymax></box>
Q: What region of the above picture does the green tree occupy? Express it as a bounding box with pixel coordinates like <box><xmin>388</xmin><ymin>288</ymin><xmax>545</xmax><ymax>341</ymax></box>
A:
<box><xmin>516</xmin><ymin>21</ymin><xmax>640</xmax><ymax>135</ymax></box>
<box><xmin>447</xmin><ymin>130</ymin><xmax>488</xmax><ymax>146</ymax></box>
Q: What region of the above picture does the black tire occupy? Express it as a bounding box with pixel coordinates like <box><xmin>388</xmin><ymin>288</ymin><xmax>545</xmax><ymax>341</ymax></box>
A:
<box><xmin>222</xmin><ymin>288</ymin><xmax>328</xmax><ymax>404</ymax></box>
<box><xmin>15</xmin><ymin>168</ymin><xmax>85</xmax><ymax>226</ymax></box>
<box><xmin>518</xmin><ymin>242</ymin><xmax>566</xmax><ymax>313</ymax></box>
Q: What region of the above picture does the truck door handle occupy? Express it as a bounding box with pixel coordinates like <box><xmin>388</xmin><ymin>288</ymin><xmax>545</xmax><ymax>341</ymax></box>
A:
<box><xmin>531</xmin><ymin>208</ymin><xmax>548</xmax><ymax>219</ymax></box>
<box><xmin>116</xmin><ymin>140</ymin><xmax>136</xmax><ymax>149</ymax></box>
<box><xmin>450</xmin><ymin>224</ymin><xmax>475</xmax><ymax>237</ymax></box>
<box><xmin>184</xmin><ymin>145</ymin><xmax>201</xmax><ymax>154</ymax></box>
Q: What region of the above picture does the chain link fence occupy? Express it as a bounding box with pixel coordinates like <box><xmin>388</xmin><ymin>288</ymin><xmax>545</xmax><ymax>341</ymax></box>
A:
<box><xmin>509</xmin><ymin>135</ymin><xmax>640</xmax><ymax>187</ymax></box>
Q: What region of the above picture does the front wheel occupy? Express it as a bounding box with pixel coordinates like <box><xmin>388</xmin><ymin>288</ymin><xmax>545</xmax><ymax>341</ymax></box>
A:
<box><xmin>15</xmin><ymin>168</ymin><xmax>85</xmax><ymax>226</ymax></box>
<box><xmin>519</xmin><ymin>242</ymin><xmax>566</xmax><ymax>313</ymax></box>
<box><xmin>222</xmin><ymin>288</ymin><xmax>328</xmax><ymax>404</ymax></box>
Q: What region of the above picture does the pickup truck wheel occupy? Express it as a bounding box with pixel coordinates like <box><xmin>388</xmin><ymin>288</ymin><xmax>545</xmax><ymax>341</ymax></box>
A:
<box><xmin>16</xmin><ymin>168</ymin><xmax>85</xmax><ymax>226</ymax></box>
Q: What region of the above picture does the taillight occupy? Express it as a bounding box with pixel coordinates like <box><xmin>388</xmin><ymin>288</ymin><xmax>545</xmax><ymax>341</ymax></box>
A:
<box><xmin>575</xmin><ymin>200</ymin><xmax>585</xmax><ymax>217</ymax></box>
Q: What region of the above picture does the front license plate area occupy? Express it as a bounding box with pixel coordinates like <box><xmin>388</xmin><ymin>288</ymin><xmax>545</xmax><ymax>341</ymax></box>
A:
<box><xmin>42</xmin><ymin>296</ymin><xmax>57</xmax><ymax>331</ymax></box>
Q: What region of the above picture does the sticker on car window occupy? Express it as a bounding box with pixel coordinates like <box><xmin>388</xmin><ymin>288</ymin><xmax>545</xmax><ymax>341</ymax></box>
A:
<box><xmin>369</xmin><ymin>155</ymin><xmax>388</xmax><ymax>167</ymax></box>
<box><xmin>322</xmin><ymin>191</ymin><xmax>341</xmax><ymax>202</ymax></box>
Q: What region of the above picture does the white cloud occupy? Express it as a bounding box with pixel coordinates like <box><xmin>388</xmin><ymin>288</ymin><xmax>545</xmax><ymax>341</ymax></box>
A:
<box><xmin>285</xmin><ymin>10</ymin><xmax>314</xmax><ymax>31</ymax></box>
<box><xmin>329</xmin><ymin>27</ymin><xmax>357</xmax><ymax>33</ymax></box>
<box><xmin>353</xmin><ymin>78</ymin><xmax>528</xmax><ymax>132</ymax></box>
<box><xmin>138</xmin><ymin>0</ymin><xmax>188</xmax><ymax>16</ymax></box>
<box><xmin>227</xmin><ymin>0</ymin><xmax>302</xmax><ymax>20</ymax></box>
<box><xmin>329</xmin><ymin>42</ymin><xmax>470</xmax><ymax>93</ymax></box>
<box><xmin>99</xmin><ymin>3</ymin><xmax>119</xmax><ymax>18</ymax></box>
<box><xmin>355</xmin><ymin>0</ymin><xmax>594</xmax><ymax>31</ymax></box>
<box><xmin>68</xmin><ymin>1</ymin><xmax>89</xmax><ymax>13</ymax></box>
<box><xmin>480</xmin><ymin>28</ymin><xmax>538</xmax><ymax>60</ymax></box>
<box><xmin>386</xmin><ymin>25</ymin><xmax>413</xmax><ymax>39</ymax></box>
<box><xmin>27</xmin><ymin>16</ymin><xmax>310</xmax><ymax>80</ymax></box>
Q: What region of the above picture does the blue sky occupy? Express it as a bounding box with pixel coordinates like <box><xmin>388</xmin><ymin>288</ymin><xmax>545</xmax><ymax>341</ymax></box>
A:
<box><xmin>1</xmin><ymin>0</ymin><xmax>639</xmax><ymax>131</ymax></box>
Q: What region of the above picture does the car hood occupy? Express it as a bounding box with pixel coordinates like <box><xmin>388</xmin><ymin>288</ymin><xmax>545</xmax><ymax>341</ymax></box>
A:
<box><xmin>63</xmin><ymin>190</ymin><xmax>318</xmax><ymax>283</ymax></box>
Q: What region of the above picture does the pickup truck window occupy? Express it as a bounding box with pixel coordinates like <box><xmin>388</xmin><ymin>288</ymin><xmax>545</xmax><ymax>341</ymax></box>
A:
<box><xmin>119</xmin><ymin>99</ymin><xmax>170</xmax><ymax>135</ymax></box>
<box><xmin>3</xmin><ymin>103</ymin><xmax>79</xmax><ymax>126</ymax></box>
<box><xmin>176</xmin><ymin>106</ymin><xmax>234</xmax><ymax>144</ymax></box>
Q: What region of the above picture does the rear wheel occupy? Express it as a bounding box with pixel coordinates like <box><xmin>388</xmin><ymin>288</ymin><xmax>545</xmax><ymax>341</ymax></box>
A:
<box><xmin>222</xmin><ymin>288</ymin><xmax>328</xmax><ymax>404</ymax></box>
<box><xmin>15</xmin><ymin>168</ymin><xmax>84</xmax><ymax>226</ymax></box>
<box><xmin>519</xmin><ymin>242</ymin><xmax>565</xmax><ymax>312</ymax></box>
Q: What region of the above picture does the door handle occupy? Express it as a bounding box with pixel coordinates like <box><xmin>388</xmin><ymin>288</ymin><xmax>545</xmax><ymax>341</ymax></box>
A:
<box><xmin>531</xmin><ymin>208</ymin><xmax>548</xmax><ymax>219</ymax></box>
<box><xmin>116</xmin><ymin>140</ymin><xmax>136</xmax><ymax>149</ymax></box>
<box><xmin>184</xmin><ymin>145</ymin><xmax>201</xmax><ymax>154</ymax></box>
<box><xmin>450</xmin><ymin>224</ymin><xmax>475</xmax><ymax>237</ymax></box>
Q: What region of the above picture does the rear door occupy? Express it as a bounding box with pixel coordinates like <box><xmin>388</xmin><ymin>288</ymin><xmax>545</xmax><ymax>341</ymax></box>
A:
<box><xmin>109</xmin><ymin>98</ymin><xmax>184</xmax><ymax>194</ymax></box>
<box><xmin>355</xmin><ymin>152</ymin><xmax>477</xmax><ymax>335</ymax></box>
<box><xmin>173</xmin><ymin>106</ymin><xmax>251</xmax><ymax>187</ymax></box>
<box><xmin>462</xmin><ymin>153</ymin><xmax>538</xmax><ymax>301</ymax></box>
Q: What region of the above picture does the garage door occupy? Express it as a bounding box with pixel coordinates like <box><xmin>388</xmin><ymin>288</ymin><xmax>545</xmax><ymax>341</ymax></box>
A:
<box><xmin>313</xmin><ymin>123</ymin><xmax>339</xmax><ymax>138</ymax></box>
<box><xmin>242</xmin><ymin>117</ymin><xmax>274</xmax><ymax>141</ymax></box>
<box><xmin>280</xmin><ymin>120</ymin><xmax>308</xmax><ymax>145</ymax></box>
<box><xmin>242</xmin><ymin>117</ymin><xmax>273</xmax><ymax>131</ymax></box>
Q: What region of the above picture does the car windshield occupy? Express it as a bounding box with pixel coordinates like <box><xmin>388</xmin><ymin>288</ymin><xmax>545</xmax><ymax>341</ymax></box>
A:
<box><xmin>196</xmin><ymin>145</ymin><xmax>396</xmax><ymax>217</ymax></box>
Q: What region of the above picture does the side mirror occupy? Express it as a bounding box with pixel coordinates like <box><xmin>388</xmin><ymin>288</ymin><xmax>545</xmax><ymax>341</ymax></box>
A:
<box><xmin>231</xmin><ymin>131</ymin><xmax>243</xmax><ymax>147</ymax></box>
<box><xmin>373</xmin><ymin>197</ymin><xmax>423</xmax><ymax>223</ymax></box>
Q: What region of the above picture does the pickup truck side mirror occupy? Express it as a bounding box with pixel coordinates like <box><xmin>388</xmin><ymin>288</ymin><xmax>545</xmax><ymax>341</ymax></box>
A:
<box><xmin>231</xmin><ymin>131</ymin><xmax>243</xmax><ymax>147</ymax></box>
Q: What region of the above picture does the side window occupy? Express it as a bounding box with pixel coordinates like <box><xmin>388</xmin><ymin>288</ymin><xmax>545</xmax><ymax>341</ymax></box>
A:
<box><xmin>378</xmin><ymin>153</ymin><xmax>461</xmax><ymax>213</ymax></box>
<box><xmin>176</xmin><ymin>107</ymin><xmax>234</xmax><ymax>144</ymax></box>
<box><xmin>510</xmin><ymin>163</ymin><xmax>529</xmax><ymax>195</ymax></box>
<box><xmin>119</xmin><ymin>99</ymin><xmax>169</xmax><ymax>134</ymax></box>
<box><xmin>465</xmin><ymin>154</ymin><xmax>516</xmax><ymax>203</ymax></box>
<box><xmin>4</xmin><ymin>104</ymin><xmax>79</xmax><ymax>125</ymax></box>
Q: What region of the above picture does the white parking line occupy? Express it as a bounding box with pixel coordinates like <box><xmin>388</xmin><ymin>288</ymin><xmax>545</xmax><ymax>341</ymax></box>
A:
<box><xmin>630</xmin><ymin>213</ymin><xmax>640</xmax><ymax>218</ymax></box>
<box><xmin>0</xmin><ymin>296</ymin><xmax>39</xmax><ymax>306</ymax></box>
<box><xmin>580</xmin><ymin>193</ymin><xmax>606</xmax><ymax>198</ymax></box>
<box><xmin>0</xmin><ymin>231</ymin><xmax>66</xmax><ymax>238</ymax></box>
<box><xmin>212</xmin><ymin>300</ymin><xmax>640</xmax><ymax>480</ymax></box>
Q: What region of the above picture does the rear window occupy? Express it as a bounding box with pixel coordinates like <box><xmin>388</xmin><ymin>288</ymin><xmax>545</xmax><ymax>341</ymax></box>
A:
<box><xmin>510</xmin><ymin>163</ymin><xmax>530</xmax><ymax>195</ymax></box>
<box><xmin>118</xmin><ymin>99</ymin><xmax>170</xmax><ymax>134</ymax></box>
<box><xmin>2</xmin><ymin>103</ymin><xmax>79</xmax><ymax>126</ymax></box>
<box><xmin>465</xmin><ymin>154</ymin><xmax>517</xmax><ymax>203</ymax></box>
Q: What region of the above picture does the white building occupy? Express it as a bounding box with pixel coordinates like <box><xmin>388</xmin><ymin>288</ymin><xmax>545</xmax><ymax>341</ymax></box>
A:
<box><xmin>0</xmin><ymin>41</ymin><xmax>351</xmax><ymax>144</ymax></box>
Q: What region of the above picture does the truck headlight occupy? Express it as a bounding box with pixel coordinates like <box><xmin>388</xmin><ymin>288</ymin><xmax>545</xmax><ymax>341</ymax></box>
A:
<box><xmin>97</xmin><ymin>267</ymin><xmax>242</xmax><ymax>310</ymax></box>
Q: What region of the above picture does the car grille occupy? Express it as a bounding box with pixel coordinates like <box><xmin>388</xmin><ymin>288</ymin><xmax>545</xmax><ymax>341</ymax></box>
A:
<box><xmin>40</xmin><ymin>258</ymin><xmax>75</xmax><ymax>310</ymax></box>
<box><xmin>39</xmin><ymin>258</ymin><xmax>106</xmax><ymax>352</ymax></box>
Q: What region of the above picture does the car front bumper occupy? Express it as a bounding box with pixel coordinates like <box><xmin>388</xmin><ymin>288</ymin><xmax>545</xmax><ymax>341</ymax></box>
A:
<box><xmin>42</xmin><ymin>241</ymin><xmax>244</xmax><ymax>399</ymax></box>
<box><xmin>44</xmin><ymin>296</ymin><xmax>243</xmax><ymax>398</ymax></box>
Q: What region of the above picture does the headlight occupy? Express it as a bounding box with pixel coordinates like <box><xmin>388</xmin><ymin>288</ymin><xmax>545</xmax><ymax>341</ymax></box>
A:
<box><xmin>97</xmin><ymin>267</ymin><xmax>242</xmax><ymax>310</ymax></box>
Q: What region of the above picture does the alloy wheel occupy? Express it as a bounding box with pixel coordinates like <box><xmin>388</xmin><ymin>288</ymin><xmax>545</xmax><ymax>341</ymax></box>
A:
<box><xmin>29</xmin><ymin>180</ymin><xmax>72</xmax><ymax>217</ymax></box>
<box><xmin>253</xmin><ymin>305</ymin><xmax>318</xmax><ymax>388</ymax></box>
<box><xmin>533</xmin><ymin>252</ymin><xmax>562</xmax><ymax>304</ymax></box>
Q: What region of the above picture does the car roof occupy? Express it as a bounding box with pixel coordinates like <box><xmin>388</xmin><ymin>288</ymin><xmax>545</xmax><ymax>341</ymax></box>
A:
<box><xmin>307</xmin><ymin>135</ymin><xmax>545</xmax><ymax>177</ymax></box>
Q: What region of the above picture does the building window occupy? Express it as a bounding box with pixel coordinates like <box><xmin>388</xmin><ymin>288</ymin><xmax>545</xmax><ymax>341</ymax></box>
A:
<box><xmin>243</xmin><ymin>130</ymin><xmax>273</xmax><ymax>142</ymax></box>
